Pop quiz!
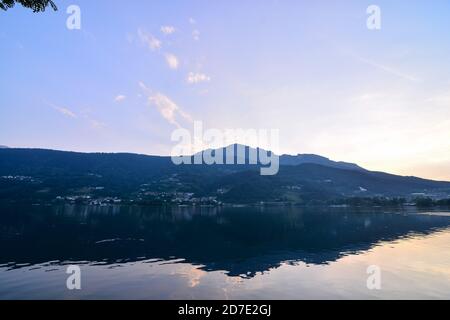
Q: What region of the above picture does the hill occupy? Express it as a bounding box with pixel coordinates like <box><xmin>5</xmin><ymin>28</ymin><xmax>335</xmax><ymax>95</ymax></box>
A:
<box><xmin>0</xmin><ymin>147</ymin><xmax>449</xmax><ymax>204</ymax></box>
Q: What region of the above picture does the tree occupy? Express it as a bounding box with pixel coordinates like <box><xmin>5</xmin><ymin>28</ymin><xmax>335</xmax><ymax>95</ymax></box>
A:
<box><xmin>415</xmin><ymin>197</ymin><xmax>434</xmax><ymax>208</ymax></box>
<box><xmin>0</xmin><ymin>0</ymin><xmax>57</xmax><ymax>12</ymax></box>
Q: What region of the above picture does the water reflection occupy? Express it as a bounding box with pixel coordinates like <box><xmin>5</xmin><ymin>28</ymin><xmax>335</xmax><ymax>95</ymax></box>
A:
<box><xmin>1</xmin><ymin>204</ymin><xmax>449</xmax><ymax>278</ymax></box>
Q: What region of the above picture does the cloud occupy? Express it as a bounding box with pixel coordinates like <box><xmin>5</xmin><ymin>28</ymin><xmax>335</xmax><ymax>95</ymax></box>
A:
<box><xmin>427</xmin><ymin>94</ymin><xmax>450</xmax><ymax>106</ymax></box>
<box><xmin>137</xmin><ymin>28</ymin><xmax>161</xmax><ymax>51</ymax></box>
<box><xmin>192</xmin><ymin>30</ymin><xmax>200</xmax><ymax>41</ymax></box>
<box><xmin>46</xmin><ymin>101</ymin><xmax>107</xmax><ymax>131</ymax></box>
<box><xmin>88</xmin><ymin>118</ymin><xmax>106</xmax><ymax>130</ymax></box>
<box><xmin>48</xmin><ymin>102</ymin><xmax>77</xmax><ymax>118</ymax></box>
<box><xmin>114</xmin><ymin>95</ymin><xmax>126</xmax><ymax>103</ymax></box>
<box><xmin>349</xmin><ymin>93</ymin><xmax>388</xmax><ymax>103</ymax></box>
<box><xmin>160</xmin><ymin>25</ymin><xmax>176</xmax><ymax>35</ymax></box>
<box><xmin>139</xmin><ymin>82</ymin><xmax>192</xmax><ymax>127</ymax></box>
<box><xmin>165</xmin><ymin>53</ymin><xmax>179</xmax><ymax>70</ymax></box>
<box><xmin>138</xmin><ymin>82</ymin><xmax>148</xmax><ymax>91</ymax></box>
<box><xmin>187</xmin><ymin>72</ymin><xmax>211</xmax><ymax>84</ymax></box>
<box><xmin>188</xmin><ymin>18</ymin><xmax>200</xmax><ymax>40</ymax></box>
<box><xmin>126</xmin><ymin>33</ymin><xmax>135</xmax><ymax>44</ymax></box>
<box><xmin>356</xmin><ymin>56</ymin><xmax>421</xmax><ymax>83</ymax></box>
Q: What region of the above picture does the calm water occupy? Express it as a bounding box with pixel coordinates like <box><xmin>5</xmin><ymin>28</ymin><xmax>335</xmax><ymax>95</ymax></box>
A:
<box><xmin>0</xmin><ymin>204</ymin><xmax>450</xmax><ymax>300</ymax></box>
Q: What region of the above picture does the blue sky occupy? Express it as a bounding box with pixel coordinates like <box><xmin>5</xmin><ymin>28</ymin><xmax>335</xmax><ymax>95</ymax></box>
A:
<box><xmin>1</xmin><ymin>0</ymin><xmax>450</xmax><ymax>179</ymax></box>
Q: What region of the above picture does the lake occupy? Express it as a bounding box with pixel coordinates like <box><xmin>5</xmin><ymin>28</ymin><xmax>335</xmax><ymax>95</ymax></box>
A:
<box><xmin>0</xmin><ymin>204</ymin><xmax>449</xmax><ymax>299</ymax></box>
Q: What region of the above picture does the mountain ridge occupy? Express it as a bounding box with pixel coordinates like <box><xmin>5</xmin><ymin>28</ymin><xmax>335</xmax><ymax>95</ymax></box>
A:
<box><xmin>1</xmin><ymin>147</ymin><xmax>449</xmax><ymax>204</ymax></box>
<box><xmin>195</xmin><ymin>144</ymin><xmax>365</xmax><ymax>172</ymax></box>
<box><xmin>0</xmin><ymin>145</ymin><xmax>448</xmax><ymax>182</ymax></box>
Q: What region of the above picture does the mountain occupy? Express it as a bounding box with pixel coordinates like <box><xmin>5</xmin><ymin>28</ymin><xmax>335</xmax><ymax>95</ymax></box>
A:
<box><xmin>0</xmin><ymin>146</ymin><xmax>8</xmax><ymax>149</ymax></box>
<box><xmin>0</xmin><ymin>147</ymin><xmax>449</xmax><ymax>204</ymax></box>
<box><xmin>195</xmin><ymin>144</ymin><xmax>365</xmax><ymax>171</ymax></box>
<box><xmin>279</xmin><ymin>153</ymin><xmax>364</xmax><ymax>171</ymax></box>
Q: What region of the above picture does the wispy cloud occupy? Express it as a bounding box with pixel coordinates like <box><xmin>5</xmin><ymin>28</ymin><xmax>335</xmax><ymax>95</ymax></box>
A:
<box><xmin>137</xmin><ymin>28</ymin><xmax>161</xmax><ymax>51</ymax></box>
<box><xmin>165</xmin><ymin>53</ymin><xmax>179</xmax><ymax>70</ymax></box>
<box><xmin>427</xmin><ymin>93</ymin><xmax>450</xmax><ymax>106</ymax></box>
<box><xmin>188</xmin><ymin>17</ymin><xmax>200</xmax><ymax>40</ymax></box>
<box><xmin>160</xmin><ymin>25</ymin><xmax>176</xmax><ymax>35</ymax></box>
<box><xmin>114</xmin><ymin>95</ymin><xmax>126</xmax><ymax>103</ymax></box>
<box><xmin>187</xmin><ymin>72</ymin><xmax>211</xmax><ymax>84</ymax></box>
<box><xmin>139</xmin><ymin>82</ymin><xmax>192</xmax><ymax>127</ymax></box>
<box><xmin>88</xmin><ymin>118</ymin><xmax>106</xmax><ymax>130</ymax></box>
<box><xmin>126</xmin><ymin>33</ymin><xmax>135</xmax><ymax>44</ymax></box>
<box><xmin>47</xmin><ymin>102</ymin><xmax>77</xmax><ymax>118</ymax></box>
<box><xmin>356</xmin><ymin>56</ymin><xmax>421</xmax><ymax>83</ymax></box>
<box><xmin>136</xmin><ymin>28</ymin><xmax>182</xmax><ymax>71</ymax></box>
<box><xmin>192</xmin><ymin>30</ymin><xmax>200</xmax><ymax>41</ymax></box>
<box><xmin>46</xmin><ymin>101</ymin><xmax>108</xmax><ymax>131</ymax></box>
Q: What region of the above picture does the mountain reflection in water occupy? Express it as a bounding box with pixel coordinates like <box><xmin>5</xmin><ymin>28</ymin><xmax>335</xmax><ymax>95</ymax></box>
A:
<box><xmin>1</xmin><ymin>204</ymin><xmax>450</xmax><ymax>278</ymax></box>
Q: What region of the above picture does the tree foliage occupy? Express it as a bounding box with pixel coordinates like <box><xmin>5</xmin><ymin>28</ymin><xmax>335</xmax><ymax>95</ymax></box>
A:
<box><xmin>0</xmin><ymin>0</ymin><xmax>57</xmax><ymax>12</ymax></box>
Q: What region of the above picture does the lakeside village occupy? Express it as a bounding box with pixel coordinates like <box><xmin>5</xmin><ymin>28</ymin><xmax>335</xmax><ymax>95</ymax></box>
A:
<box><xmin>3</xmin><ymin>175</ymin><xmax>450</xmax><ymax>208</ymax></box>
<box><xmin>55</xmin><ymin>192</ymin><xmax>220</xmax><ymax>207</ymax></box>
<box><xmin>52</xmin><ymin>188</ymin><xmax>450</xmax><ymax>209</ymax></box>
<box><xmin>51</xmin><ymin>193</ymin><xmax>450</xmax><ymax>208</ymax></box>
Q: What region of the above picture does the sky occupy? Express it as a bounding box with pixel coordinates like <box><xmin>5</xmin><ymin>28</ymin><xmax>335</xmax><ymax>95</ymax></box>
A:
<box><xmin>1</xmin><ymin>0</ymin><xmax>450</xmax><ymax>180</ymax></box>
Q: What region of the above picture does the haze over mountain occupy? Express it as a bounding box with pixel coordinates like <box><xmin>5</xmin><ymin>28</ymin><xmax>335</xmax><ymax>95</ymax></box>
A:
<box><xmin>1</xmin><ymin>146</ymin><xmax>449</xmax><ymax>204</ymax></box>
